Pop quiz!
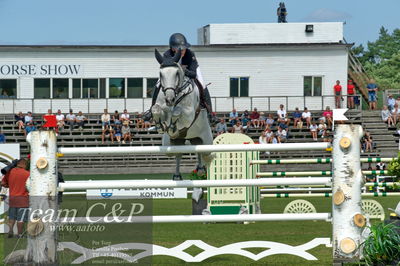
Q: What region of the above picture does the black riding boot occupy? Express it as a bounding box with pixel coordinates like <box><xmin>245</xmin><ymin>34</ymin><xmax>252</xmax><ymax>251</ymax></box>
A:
<box><xmin>143</xmin><ymin>85</ymin><xmax>161</xmax><ymax>121</ymax></box>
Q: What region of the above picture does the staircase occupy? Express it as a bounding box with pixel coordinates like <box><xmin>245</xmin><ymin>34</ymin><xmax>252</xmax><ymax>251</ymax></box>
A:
<box><xmin>361</xmin><ymin>110</ymin><xmax>398</xmax><ymax>157</ymax></box>
<box><xmin>348</xmin><ymin>51</ymin><xmax>370</xmax><ymax>103</ymax></box>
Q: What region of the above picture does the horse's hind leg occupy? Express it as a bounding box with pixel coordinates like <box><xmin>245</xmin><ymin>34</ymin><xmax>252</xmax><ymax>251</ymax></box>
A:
<box><xmin>173</xmin><ymin>155</ymin><xmax>183</xmax><ymax>181</ymax></box>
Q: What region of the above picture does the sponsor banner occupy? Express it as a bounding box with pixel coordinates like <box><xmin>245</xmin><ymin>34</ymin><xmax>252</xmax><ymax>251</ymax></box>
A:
<box><xmin>86</xmin><ymin>188</ymin><xmax>187</xmax><ymax>200</ymax></box>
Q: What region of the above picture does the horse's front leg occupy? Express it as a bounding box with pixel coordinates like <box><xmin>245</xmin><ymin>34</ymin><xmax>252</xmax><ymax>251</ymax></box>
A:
<box><xmin>173</xmin><ymin>155</ymin><xmax>183</xmax><ymax>181</ymax></box>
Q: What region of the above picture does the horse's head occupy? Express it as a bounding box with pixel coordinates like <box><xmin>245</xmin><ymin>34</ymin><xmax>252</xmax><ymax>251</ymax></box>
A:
<box><xmin>155</xmin><ymin>49</ymin><xmax>185</xmax><ymax>106</ymax></box>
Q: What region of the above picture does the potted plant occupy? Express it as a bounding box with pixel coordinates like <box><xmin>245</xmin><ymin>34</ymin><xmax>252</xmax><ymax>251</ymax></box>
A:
<box><xmin>361</xmin><ymin>222</ymin><xmax>400</xmax><ymax>265</ymax></box>
<box><xmin>388</xmin><ymin>153</ymin><xmax>400</xmax><ymax>182</ymax></box>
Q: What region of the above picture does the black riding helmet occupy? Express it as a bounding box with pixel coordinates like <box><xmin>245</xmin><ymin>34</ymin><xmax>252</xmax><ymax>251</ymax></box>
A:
<box><xmin>169</xmin><ymin>33</ymin><xmax>191</xmax><ymax>50</ymax></box>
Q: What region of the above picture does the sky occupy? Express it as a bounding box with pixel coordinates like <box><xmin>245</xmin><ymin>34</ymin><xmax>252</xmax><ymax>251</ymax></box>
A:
<box><xmin>0</xmin><ymin>0</ymin><xmax>398</xmax><ymax>47</ymax></box>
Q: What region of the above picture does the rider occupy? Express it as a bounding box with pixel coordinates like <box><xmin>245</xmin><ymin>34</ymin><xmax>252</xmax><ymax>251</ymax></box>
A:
<box><xmin>144</xmin><ymin>33</ymin><xmax>216</xmax><ymax>123</ymax></box>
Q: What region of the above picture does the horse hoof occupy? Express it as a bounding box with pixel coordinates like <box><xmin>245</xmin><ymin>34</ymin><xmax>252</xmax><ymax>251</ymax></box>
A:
<box><xmin>173</xmin><ymin>174</ymin><xmax>183</xmax><ymax>181</ymax></box>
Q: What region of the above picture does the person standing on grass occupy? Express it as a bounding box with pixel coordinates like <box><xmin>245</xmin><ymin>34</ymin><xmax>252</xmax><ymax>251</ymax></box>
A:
<box><xmin>1</xmin><ymin>159</ymin><xmax>29</xmax><ymax>238</ymax></box>
<box><xmin>367</xmin><ymin>79</ymin><xmax>378</xmax><ymax>110</ymax></box>
<box><xmin>333</xmin><ymin>80</ymin><xmax>342</xmax><ymax>108</ymax></box>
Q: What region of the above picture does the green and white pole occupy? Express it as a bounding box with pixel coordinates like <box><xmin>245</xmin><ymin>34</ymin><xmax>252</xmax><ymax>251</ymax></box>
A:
<box><xmin>261</xmin><ymin>192</ymin><xmax>400</xmax><ymax>198</ymax></box>
<box><xmin>250</xmin><ymin>157</ymin><xmax>393</xmax><ymax>165</ymax></box>
<box><xmin>256</xmin><ymin>170</ymin><xmax>388</xmax><ymax>177</ymax></box>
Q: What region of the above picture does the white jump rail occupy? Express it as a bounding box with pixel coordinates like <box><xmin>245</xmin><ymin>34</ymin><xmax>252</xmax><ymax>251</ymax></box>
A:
<box><xmin>60</xmin><ymin>213</ymin><xmax>331</xmax><ymax>224</ymax></box>
<box><xmin>59</xmin><ymin>177</ymin><xmax>332</xmax><ymax>191</ymax></box>
<box><xmin>57</xmin><ymin>143</ymin><xmax>331</xmax><ymax>156</ymax></box>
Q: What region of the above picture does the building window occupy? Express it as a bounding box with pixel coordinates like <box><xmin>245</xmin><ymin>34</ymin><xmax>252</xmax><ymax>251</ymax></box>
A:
<box><xmin>34</xmin><ymin>79</ymin><xmax>51</xmax><ymax>99</ymax></box>
<box><xmin>127</xmin><ymin>78</ymin><xmax>143</xmax><ymax>98</ymax></box>
<box><xmin>0</xmin><ymin>79</ymin><xmax>17</xmax><ymax>98</ymax></box>
<box><xmin>72</xmin><ymin>79</ymin><xmax>81</xmax><ymax>98</ymax></box>
<box><xmin>230</xmin><ymin>77</ymin><xmax>249</xmax><ymax>97</ymax></box>
<box><xmin>146</xmin><ymin>78</ymin><xmax>158</xmax><ymax>98</ymax></box>
<box><xmin>109</xmin><ymin>78</ymin><xmax>125</xmax><ymax>98</ymax></box>
<box><xmin>304</xmin><ymin>76</ymin><xmax>322</xmax><ymax>96</ymax></box>
<box><xmin>82</xmin><ymin>79</ymin><xmax>99</xmax><ymax>98</ymax></box>
<box><xmin>52</xmin><ymin>78</ymin><xmax>69</xmax><ymax>99</ymax></box>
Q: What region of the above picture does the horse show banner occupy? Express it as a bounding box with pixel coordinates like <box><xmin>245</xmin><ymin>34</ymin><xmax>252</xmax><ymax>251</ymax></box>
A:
<box><xmin>86</xmin><ymin>187</ymin><xmax>187</xmax><ymax>200</ymax></box>
<box><xmin>0</xmin><ymin>144</ymin><xmax>20</xmax><ymax>233</ymax></box>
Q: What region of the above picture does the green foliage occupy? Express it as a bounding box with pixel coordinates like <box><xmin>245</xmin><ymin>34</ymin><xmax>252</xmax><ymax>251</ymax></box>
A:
<box><xmin>351</xmin><ymin>27</ymin><xmax>400</xmax><ymax>90</ymax></box>
<box><xmin>361</xmin><ymin>222</ymin><xmax>400</xmax><ymax>265</ymax></box>
<box><xmin>388</xmin><ymin>153</ymin><xmax>400</xmax><ymax>181</ymax></box>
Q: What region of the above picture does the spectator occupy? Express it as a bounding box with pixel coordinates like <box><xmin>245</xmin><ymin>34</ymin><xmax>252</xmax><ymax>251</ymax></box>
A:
<box><xmin>367</xmin><ymin>79</ymin><xmax>378</xmax><ymax>110</ymax></box>
<box><xmin>241</xmin><ymin>114</ymin><xmax>251</xmax><ymax>131</ymax></box>
<box><xmin>121</xmin><ymin>121</ymin><xmax>132</xmax><ymax>144</ymax></box>
<box><xmin>120</xmin><ymin>109</ymin><xmax>130</xmax><ymax>123</ymax></box>
<box><xmin>275</xmin><ymin>126</ymin><xmax>287</xmax><ymax>143</ymax></box>
<box><xmin>101</xmin><ymin>124</ymin><xmax>114</xmax><ymax>144</ymax></box>
<box><xmin>65</xmin><ymin>109</ymin><xmax>76</xmax><ymax>131</ymax></box>
<box><xmin>215</xmin><ymin>119</ymin><xmax>228</xmax><ymax>135</ymax></box>
<box><xmin>55</xmin><ymin>109</ymin><xmax>65</xmax><ymax>134</ymax></box>
<box><xmin>392</xmin><ymin>104</ymin><xmax>400</xmax><ymax>123</ymax></box>
<box><xmin>381</xmin><ymin>105</ymin><xmax>395</xmax><ymax>127</ymax></box>
<box><xmin>112</xmin><ymin>110</ymin><xmax>121</xmax><ymax>125</ymax></box>
<box><xmin>259</xmin><ymin>112</ymin><xmax>266</xmax><ymax>128</ymax></box>
<box><xmin>334</xmin><ymin>80</ymin><xmax>342</xmax><ymax>108</ymax></box>
<box><xmin>362</xmin><ymin>131</ymin><xmax>374</xmax><ymax>153</ymax></box>
<box><xmin>1</xmin><ymin>159</ymin><xmax>30</xmax><ymax>238</ymax></box>
<box><xmin>250</xmin><ymin>108</ymin><xmax>260</xmax><ymax>128</ymax></box>
<box><xmin>266</xmin><ymin>114</ymin><xmax>275</xmax><ymax>129</ymax></box>
<box><xmin>347</xmin><ymin>80</ymin><xmax>355</xmax><ymax>109</ymax></box>
<box><xmin>143</xmin><ymin>113</ymin><xmax>152</xmax><ymax>130</ymax></box>
<box><xmin>277</xmin><ymin>104</ymin><xmax>290</xmax><ymax>126</ymax></box>
<box><xmin>396</xmin><ymin>96</ymin><xmax>400</xmax><ymax>107</ymax></box>
<box><xmin>259</xmin><ymin>130</ymin><xmax>268</xmax><ymax>144</ymax></box>
<box><xmin>114</xmin><ymin>124</ymin><xmax>122</xmax><ymax>143</ymax></box>
<box><xmin>15</xmin><ymin>112</ymin><xmax>25</xmax><ymax>133</ymax></box>
<box><xmin>318</xmin><ymin>120</ymin><xmax>327</xmax><ymax>138</ymax></box>
<box><xmin>101</xmin><ymin>109</ymin><xmax>111</xmax><ymax>129</ymax></box>
<box><xmin>76</xmin><ymin>111</ymin><xmax>87</xmax><ymax>130</ymax></box>
<box><xmin>229</xmin><ymin>109</ymin><xmax>239</xmax><ymax>126</ymax></box>
<box><xmin>310</xmin><ymin>120</ymin><xmax>318</xmax><ymax>141</ymax></box>
<box><xmin>321</xmin><ymin>106</ymin><xmax>333</xmax><ymax>128</ymax></box>
<box><xmin>24</xmin><ymin>111</ymin><xmax>33</xmax><ymax>125</ymax></box>
<box><xmin>301</xmin><ymin>107</ymin><xmax>312</xmax><ymax>128</ymax></box>
<box><xmin>136</xmin><ymin>113</ymin><xmax>145</xmax><ymax>131</ymax></box>
<box><xmin>0</xmin><ymin>128</ymin><xmax>5</xmax><ymax>143</ymax></box>
<box><xmin>232</xmin><ymin>121</ymin><xmax>243</xmax><ymax>134</ymax></box>
<box><xmin>241</xmin><ymin>110</ymin><xmax>250</xmax><ymax>120</ymax></box>
<box><xmin>387</xmin><ymin>94</ymin><xmax>396</xmax><ymax>112</ymax></box>
<box><xmin>292</xmin><ymin>107</ymin><xmax>302</xmax><ymax>128</ymax></box>
<box><xmin>265</xmin><ymin>128</ymin><xmax>275</xmax><ymax>143</ymax></box>
<box><xmin>25</xmin><ymin>122</ymin><xmax>36</xmax><ymax>135</ymax></box>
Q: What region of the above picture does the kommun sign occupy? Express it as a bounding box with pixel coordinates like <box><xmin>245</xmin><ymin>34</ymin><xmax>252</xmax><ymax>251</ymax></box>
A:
<box><xmin>87</xmin><ymin>187</ymin><xmax>187</xmax><ymax>199</ymax></box>
<box><xmin>0</xmin><ymin>64</ymin><xmax>81</xmax><ymax>76</ymax></box>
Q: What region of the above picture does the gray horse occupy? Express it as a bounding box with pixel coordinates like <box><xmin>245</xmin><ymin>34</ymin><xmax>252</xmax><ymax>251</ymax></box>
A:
<box><xmin>152</xmin><ymin>49</ymin><xmax>213</xmax><ymax>180</ymax></box>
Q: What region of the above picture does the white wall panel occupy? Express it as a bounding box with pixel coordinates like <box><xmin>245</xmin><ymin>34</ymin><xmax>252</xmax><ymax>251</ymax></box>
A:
<box><xmin>51</xmin><ymin>99</ymin><xmax>70</xmax><ymax>113</ymax></box>
<box><xmin>126</xmin><ymin>99</ymin><xmax>144</xmax><ymax>113</ymax></box>
<box><xmin>70</xmin><ymin>99</ymin><xmax>89</xmax><ymax>114</ymax></box>
<box><xmin>89</xmin><ymin>99</ymin><xmax>107</xmax><ymax>113</ymax></box>
<box><xmin>0</xmin><ymin>100</ymin><xmax>14</xmax><ymax>114</ymax></box>
<box><xmin>13</xmin><ymin>100</ymin><xmax>33</xmax><ymax>113</ymax></box>
<box><xmin>214</xmin><ymin>98</ymin><xmax>233</xmax><ymax>113</ymax></box>
<box><xmin>107</xmin><ymin>99</ymin><xmax>125</xmax><ymax>112</ymax></box>
<box><xmin>33</xmin><ymin>100</ymin><xmax>51</xmax><ymax>113</ymax></box>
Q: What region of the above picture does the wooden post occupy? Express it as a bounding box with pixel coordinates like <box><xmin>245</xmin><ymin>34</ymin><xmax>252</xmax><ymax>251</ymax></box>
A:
<box><xmin>25</xmin><ymin>130</ymin><xmax>58</xmax><ymax>264</ymax></box>
<box><xmin>332</xmin><ymin>124</ymin><xmax>364</xmax><ymax>261</ymax></box>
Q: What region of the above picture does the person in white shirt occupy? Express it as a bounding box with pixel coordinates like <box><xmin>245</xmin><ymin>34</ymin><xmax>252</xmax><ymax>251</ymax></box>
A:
<box><xmin>275</xmin><ymin>126</ymin><xmax>287</xmax><ymax>143</ymax></box>
<box><xmin>101</xmin><ymin>109</ymin><xmax>111</xmax><ymax>129</ymax></box>
<box><xmin>120</xmin><ymin>109</ymin><xmax>130</xmax><ymax>123</ymax></box>
<box><xmin>301</xmin><ymin>107</ymin><xmax>312</xmax><ymax>128</ymax></box>
<box><xmin>24</xmin><ymin>112</ymin><xmax>33</xmax><ymax>124</ymax></box>
<box><xmin>391</xmin><ymin>104</ymin><xmax>400</xmax><ymax>123</ymax></box>
<box><xmin>76</xmin><ymin>111</ymin><xmax>87</xmax><ymax>130</ymax></box>
<box><xmin>309</xmin><ymin>121</ymin><xmax>318</xmax><ymax>141</ymax></box>
<box><xmin>66</xmin><ymin>109</ymin><xmax>76</xmax><ymax>130</ymax></box>
<box><xmin>56</xmin><ymin>109</ymin><xmax>65</xmax><ymax>129</ymax></box>
<box><xmin>277</xmin><ymin>104</ymin><xmax>290</xmax><ymax>126</ymax></box>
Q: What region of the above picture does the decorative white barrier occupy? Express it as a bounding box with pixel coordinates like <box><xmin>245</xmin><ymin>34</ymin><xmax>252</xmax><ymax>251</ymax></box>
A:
<box><xmin>59</xmin><ymin>177</ymin><xmax>332</xmax><ymax>191</ymax></box>
<box><xmin>58</xmin><ymin>238</ymin><xmax>332</xmax><ymax>263</ymax></box>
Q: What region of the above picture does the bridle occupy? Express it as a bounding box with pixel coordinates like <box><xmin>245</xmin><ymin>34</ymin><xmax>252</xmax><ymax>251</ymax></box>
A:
<box><xmin>160</xmin><ymin>65</ymin><xmax>193</xmax><ymax>107</ymax></box>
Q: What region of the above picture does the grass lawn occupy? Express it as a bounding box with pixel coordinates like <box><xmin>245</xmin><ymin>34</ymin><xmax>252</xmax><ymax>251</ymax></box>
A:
<box><xmin>1</xmin><ymin>173</ymin><xmax>399</xmax><ymax>265</ymax></box>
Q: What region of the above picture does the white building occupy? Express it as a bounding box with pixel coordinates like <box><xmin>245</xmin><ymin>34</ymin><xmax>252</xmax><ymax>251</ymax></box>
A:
<box><xmin>0</xmin><ymin>22</ymin><xmax>349</xmax><ymax>114</ymax></box>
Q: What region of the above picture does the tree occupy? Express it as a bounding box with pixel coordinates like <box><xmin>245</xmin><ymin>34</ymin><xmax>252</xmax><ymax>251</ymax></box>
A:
<box><xmin>351</xmin><ymin>27</ymin><xmax>400</xmax><ymax>89</ymax></box>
